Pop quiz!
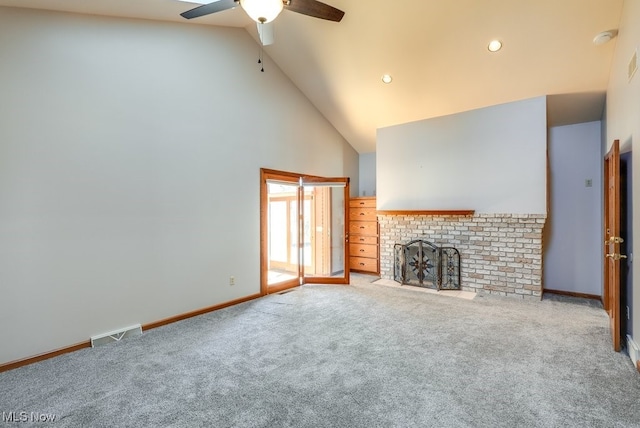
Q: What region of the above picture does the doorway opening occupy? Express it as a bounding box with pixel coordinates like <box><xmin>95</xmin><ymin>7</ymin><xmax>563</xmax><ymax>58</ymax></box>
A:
<box><xmin>260</xmin><ymin>168</ymin><xmax>350</xmax><ymax>295</ymax></box>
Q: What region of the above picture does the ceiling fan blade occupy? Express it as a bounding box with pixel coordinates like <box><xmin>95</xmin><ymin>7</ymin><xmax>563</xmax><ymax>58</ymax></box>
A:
<box><xmin>284</xmin><ymin>0</ymin><xmax>345</xmax><ymax>22</ymax></box>
<box><xmin>181</xmin><ymin>0</ymin><xmax>238</xmax><ymax>20</ymax></box>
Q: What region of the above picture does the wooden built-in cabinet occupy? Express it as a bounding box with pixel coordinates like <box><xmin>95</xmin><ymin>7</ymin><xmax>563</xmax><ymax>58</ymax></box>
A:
<box><xmin>349</xmin><ymin>197</ymin><xmax>379</xmax><ymax>274</ymax></box>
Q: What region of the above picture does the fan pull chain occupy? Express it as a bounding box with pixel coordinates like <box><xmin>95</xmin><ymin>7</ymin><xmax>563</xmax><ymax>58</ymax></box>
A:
<box><xmin>258</xmin><ymin>21</ymin><xmax>265</xmax><ymax>72</ymax></box>
<box><xmin>260</xmin><ymin>46</ymin><xmax>264</xmax><ymax>72</ymax></box>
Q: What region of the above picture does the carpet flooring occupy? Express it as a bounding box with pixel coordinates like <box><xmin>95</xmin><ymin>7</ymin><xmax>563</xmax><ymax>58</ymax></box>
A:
<box><xmin>2</xmin><ymin>278</ymin><xmax>639</xmax><ymax>427</ymax></box>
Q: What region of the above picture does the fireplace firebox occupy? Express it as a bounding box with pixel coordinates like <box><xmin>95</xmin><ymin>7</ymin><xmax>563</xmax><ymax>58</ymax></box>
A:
<box><xmin>394</xmin><ymin>239</ymin><xmax>460</xmax><ymax>290</ymax></box>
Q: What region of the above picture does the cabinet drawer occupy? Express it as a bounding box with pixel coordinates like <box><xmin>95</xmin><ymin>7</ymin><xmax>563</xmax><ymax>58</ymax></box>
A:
<box><xmin>349</xmin><ymin>256</ymin><xmax>378</xmax><ymax>273</ymax></box>
<box><xmin>349</xmin><ymin>221</ymin><xmax>378</xmax><ymax>236</ymax></box>
<box><xmin>349</xmin><ymin>198</ymin><xmax>376</xmax><ymax>208</ymax></box>
<box><xmin>350</xmin><ymin>207</ymin><xmax>377</xmax><ymax>221</ymax></box>
<box><xmin>350</xmin><ymin>235</ymin><xmax>378</xmax><ymax>245</ymax></box>
<box><xmin>349</xmin><ymin>243</ymin><xmax>378</xmax><ymax>259</ymax></box>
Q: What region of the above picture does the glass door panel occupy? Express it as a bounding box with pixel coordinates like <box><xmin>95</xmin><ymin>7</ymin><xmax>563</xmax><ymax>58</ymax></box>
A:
<box><xmin>266</xmin><ymin>181</ymin><xmax>300</xmax><ymax>288</ymax></box>
<box><xmin>302</xmin><ymin>181</ymin><xmax>348</xmax><ymax>284</ymax></box>
<box><xmin>302</xmin><ymin>192</ymin><xmax>313</xmax><ymax>272</ymax></box>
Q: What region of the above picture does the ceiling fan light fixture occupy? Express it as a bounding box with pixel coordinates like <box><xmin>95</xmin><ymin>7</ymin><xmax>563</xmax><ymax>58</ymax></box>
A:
<box><xmin>240</xmin><ymin>0</ymin><xmax>284</xmax><ymax>23</ymax></box>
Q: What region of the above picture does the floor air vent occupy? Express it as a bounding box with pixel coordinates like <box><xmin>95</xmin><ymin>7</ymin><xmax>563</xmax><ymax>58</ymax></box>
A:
<box><xmin>91</xmin><ymin>324</ymin><xmax>142</xmax><ymax>347</ymax></box>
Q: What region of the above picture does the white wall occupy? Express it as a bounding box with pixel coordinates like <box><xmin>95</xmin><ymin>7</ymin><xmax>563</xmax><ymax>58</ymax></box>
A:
<box><xmin>605</xmin><ymin>0</ymin><xmax>640</xmax><ymax>358</ymax></box>
<box><xmin>544</xmin><ymin>122</ymin><xmax>603</xmax><ymax>295</ymax></box>
<box><xmin>358</xmin><ymin>152</ymin><xmax>376</xmax><ymax>197</ymax></box>
<box><xmin>376</xmin><ymin>97</ymin><xmax>547</xmax><ymax>214</ymax></box>
<box><xmin>0</xmin><ymin>7</ymin><xmax>358</xmax><ymax>365</ymax></box>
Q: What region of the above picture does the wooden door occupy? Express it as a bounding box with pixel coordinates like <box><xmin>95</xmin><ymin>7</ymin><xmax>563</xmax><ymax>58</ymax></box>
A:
<box><xmin>261</xmin><ymin>170</ymin><xmax>302</xmax><ymax>294</ymax></box>
<box><xmin>604</xmin><ymin>139</ymin><xmax>623</xmax><ymax>352</ymax></box>
<box><xmin>302</xmin><ymin>176</ymin><xmax>350</xmax><ymax>285</ymax></box>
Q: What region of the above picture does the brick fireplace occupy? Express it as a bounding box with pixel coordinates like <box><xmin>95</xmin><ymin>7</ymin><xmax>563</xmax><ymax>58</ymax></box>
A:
<box><xmin>378</xmin><ymin>214</ymin><xmax>546</xmax><ymax>300</ymax></box>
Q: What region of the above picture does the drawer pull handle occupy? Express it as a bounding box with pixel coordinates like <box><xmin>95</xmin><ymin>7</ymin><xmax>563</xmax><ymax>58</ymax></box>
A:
<box><xmin>359</xmin><ymin>249</ymin><xmax>365</xmax><ymax>252</ymax></box>
<box><xmin>360</xmin><ymin>226</ymin><xmax>365</xmax><ymax>229</ymax></box>
<box><xmin>359</xmin><ymin>202</ymin><xmax>365</xmax><ymax>205</ymax></box>
<box><xmin>359</xmin><ymin>238</ymin><xmax>365</xmax><ymax>241</ymax></box>
<box><xmin>359</xmin><ymin>263</ymin><xmax>365</xmax><ymax>266</ymax></box>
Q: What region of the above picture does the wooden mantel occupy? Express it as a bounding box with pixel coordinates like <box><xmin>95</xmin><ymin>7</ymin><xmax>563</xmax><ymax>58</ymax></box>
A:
<box><xmin>376</xmin><ymin>210</ymin><xmax>475</xmax><ymax>216</ymax></box>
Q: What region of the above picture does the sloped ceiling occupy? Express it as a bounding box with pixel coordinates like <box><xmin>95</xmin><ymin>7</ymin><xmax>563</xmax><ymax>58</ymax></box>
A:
<box><xmin>0</xmin><ymin>0</ymin><xmax>624</xmax><ymax>153</ymax></box>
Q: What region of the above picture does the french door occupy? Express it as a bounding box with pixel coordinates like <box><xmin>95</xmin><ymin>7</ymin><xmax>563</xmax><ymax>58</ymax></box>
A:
<box><xmin>260</xmin><ymin>169</ymin><xmax>350</xmax><ymax>295</ymax></box>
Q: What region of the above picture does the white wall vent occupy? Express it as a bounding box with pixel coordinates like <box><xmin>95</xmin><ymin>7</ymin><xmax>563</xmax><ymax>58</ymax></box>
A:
<box><xmin>91</xmin><ymin>324</ymin><xmax>142</xmax><ymax>347</ymax></box>
<box><xmin>629</xmin><ymin>49</ymin><xmax>638</xmax><ymax>82</ymax></box>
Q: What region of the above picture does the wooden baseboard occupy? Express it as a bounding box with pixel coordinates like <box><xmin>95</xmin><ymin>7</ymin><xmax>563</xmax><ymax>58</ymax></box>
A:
<box><xmin>543</xmin><ymin>288</ymin><xmax>602</xmax><ymax>301</ymax></box>
<box><xmin>142</xmin><ymin>293</ymin><xmax>262</xmax><ymax>331</ymax></box>
<box><xmin>0</xmin><ymin>293</ymin><xmax>263</xmax><ymax>373</ymax></box>
<box><xmin>0</xmin><ymin>341</ymin><xmax>91</xmax><ymax>373</ymax></box>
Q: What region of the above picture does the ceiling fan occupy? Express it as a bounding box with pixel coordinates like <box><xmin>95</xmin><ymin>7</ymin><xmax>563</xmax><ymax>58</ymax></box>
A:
<box><xmin>180</xmin><ymin>0</ymin><xmax>345</xmax><ymax>24</ymax></box>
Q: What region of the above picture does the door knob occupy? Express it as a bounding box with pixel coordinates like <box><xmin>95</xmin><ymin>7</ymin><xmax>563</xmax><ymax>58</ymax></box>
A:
<box><xmin>606</xmin><ymin>253</ymin><xmax>628</xmax><ymax>261</ymax></box>
<box><xmin>605</xmin><ymin>236</ymin><xmax>624</xmax><ymax>244</ymax></box>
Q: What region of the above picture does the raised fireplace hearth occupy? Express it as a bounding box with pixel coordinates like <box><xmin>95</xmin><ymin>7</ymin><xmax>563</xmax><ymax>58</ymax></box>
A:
<box><xmin>394</xmin><ymin>239</ymin><xmax>460</xmax><ymax>290</ymax></box>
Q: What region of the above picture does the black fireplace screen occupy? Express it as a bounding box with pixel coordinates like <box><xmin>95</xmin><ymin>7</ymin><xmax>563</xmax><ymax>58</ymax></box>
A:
<box><xmin>394</xmin><ymin>239</ymin><xmax>460</xmax><ymax>290</ymax></box>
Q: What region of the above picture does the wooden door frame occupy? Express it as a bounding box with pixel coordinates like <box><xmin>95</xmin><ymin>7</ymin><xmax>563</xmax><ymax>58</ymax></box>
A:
<box><xmin>604</xmin><ymin>139</ymin><xmax>621</xmax><ymax>352</ymax></box>
<box><xmin>260</xmin><ymin>168</ymin><xmax>350</xmax><ymax>295</ymax></box>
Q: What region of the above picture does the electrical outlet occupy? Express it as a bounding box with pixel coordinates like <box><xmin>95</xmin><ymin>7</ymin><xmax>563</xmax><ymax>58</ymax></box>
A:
<box><xmin>230</xmin><ymin>276</ymin><xmax>235</xmax><ymax>286</ymax></box>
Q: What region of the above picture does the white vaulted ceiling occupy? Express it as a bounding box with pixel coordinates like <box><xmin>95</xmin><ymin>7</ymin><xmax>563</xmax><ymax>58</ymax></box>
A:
<box><xmin>0</xmin><ymin>0</ymin><xmax>624</xmax><ymax>153</ymax></box>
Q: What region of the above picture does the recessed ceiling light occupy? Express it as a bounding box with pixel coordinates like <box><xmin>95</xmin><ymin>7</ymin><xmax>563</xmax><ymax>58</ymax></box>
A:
<box><xmin>381</xmin><ymin>74</ymin><xmax>393</xmax><ymax>84</ymax></box>
<box><xmin>488</xmin><ymin>40</ymin><xmax>502</xmax><ymax>52</ymax></box>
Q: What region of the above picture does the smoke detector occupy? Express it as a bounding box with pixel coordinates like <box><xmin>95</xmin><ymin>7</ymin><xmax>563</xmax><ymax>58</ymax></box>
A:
<box><xmin>593</xmin><ymin>31</ymin><xmax>615</xmax><ymax>46</ymax></box>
